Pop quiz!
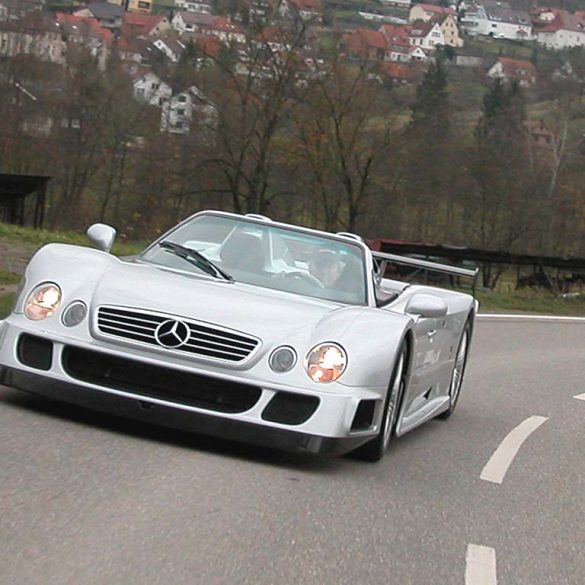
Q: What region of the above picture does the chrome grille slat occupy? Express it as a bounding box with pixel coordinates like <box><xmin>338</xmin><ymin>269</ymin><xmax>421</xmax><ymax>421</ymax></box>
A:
<box><xmin>187</xmin><ymin>328</ymin><xmax>256</xmax><ymax>349</ymax></box>
<box><xmin>96</xmin><ymin>306</ymin><xmax>259</xmax><ymax>363</ymax></box>
<box><xmin>99</xmin><ymin>310</ymin><xmax>163</xmax><ymax>326</ymax></box>
<box><xmin>99</xmin><ymin>326</ymin><xmax>156</xmax><ymax>341</ymax></box>
<box><xmin>99</xmin><ymin>317</ymin><xmax>157</xmax><ymax>333</ymax></box>
<box><xmin>184</xmin><ymin>341</ymin><xmax>248</xmax><ymax>357</ymax></box>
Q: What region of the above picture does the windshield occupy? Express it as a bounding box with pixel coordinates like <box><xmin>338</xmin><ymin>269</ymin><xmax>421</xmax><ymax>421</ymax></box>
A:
<box><xmin>140</xmin><ymin>214</ymin><xmax>368</xmax><ymax>305</ymax></box>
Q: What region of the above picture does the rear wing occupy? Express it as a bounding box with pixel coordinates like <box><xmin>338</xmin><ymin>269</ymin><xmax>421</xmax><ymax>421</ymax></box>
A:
<box><xmin>372</xmin><ymin>251</ymin><xmax>480</xmax><ymax>298</ymax></box>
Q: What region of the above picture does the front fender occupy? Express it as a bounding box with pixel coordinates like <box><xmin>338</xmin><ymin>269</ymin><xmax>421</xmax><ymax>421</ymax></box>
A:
<box><xmin>330</xmin><ymin>309</ymin><xmax>412</xmax><ymax>388</ymax></box>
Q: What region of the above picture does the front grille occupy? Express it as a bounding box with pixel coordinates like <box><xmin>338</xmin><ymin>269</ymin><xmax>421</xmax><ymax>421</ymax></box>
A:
<box><xmin>62</xmin><ymin>347</ymin><xmax>262</xmax><ymax>413</ymax></box>
<box><xmin>96</xmin><ymin>306</ymin><xmax>260</xmax><ymax>363</ymax></box>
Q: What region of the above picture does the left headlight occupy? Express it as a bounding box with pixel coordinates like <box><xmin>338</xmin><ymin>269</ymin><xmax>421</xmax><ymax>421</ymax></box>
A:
<box><xmin>24</xmin><ymin>283</ymin><xmax>62</xmax><ymax>321</ymax></box>
<box><xmin>305</xmin><ymin>343</ymin><xmax>347</xmax><ymax>383</ymax></box>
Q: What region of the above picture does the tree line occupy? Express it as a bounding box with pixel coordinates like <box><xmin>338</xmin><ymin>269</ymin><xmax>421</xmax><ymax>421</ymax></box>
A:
<box><xmin>1</xmin><ymin>28</ymin><xmax>585</xmax><ymax>277</ymax></box>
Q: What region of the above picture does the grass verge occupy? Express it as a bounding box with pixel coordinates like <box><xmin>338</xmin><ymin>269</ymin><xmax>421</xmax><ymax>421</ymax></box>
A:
<box><xmin>476</xmin><ymin>288</ymin><xmax>585</xmax><ymax>316</ymax></box>
<box><xmin>0</xmin><ymin>293</ymin><xmax>15</xmax><ymax>319</ymax></box>
<box><xmin>0</xmin><ymin>222</ymin><xmax>144</xmax><ymax>257</ymax></box>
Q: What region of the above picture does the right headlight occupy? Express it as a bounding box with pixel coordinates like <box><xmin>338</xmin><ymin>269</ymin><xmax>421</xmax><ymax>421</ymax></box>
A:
<box><xmin>24</xmin><ymin>283</ymin><xmax>61</xmax><ymax>321</ymax></box>
<box><xmin>305</xmin><ymin>343</ymin><xmax>347</xmax><ymax>383</ymax></box>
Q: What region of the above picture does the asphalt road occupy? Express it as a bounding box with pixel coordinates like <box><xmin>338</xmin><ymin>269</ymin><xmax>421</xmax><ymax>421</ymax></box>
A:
<box><xmin>1</xmin><ymin>319</ymin><xmax>584</xmax><ymax>585</ymax></box>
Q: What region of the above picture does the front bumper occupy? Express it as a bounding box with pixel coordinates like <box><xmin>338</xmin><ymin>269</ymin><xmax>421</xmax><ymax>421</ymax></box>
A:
<box><xmin>0</xmin><ymin>321</ymin><xmax>382</xmax><ymax>457</ymax></box>
<box><xmin>0</xmin><ymin>366</ymin><xmax>368</xmax><ymax>456</ymax></box>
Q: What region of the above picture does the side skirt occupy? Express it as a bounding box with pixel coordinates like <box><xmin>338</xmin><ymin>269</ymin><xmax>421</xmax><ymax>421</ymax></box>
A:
<box><xmin>395</xmin><ymin>396</ymin><xmax>450</xmax><ymax>436</ymax></box>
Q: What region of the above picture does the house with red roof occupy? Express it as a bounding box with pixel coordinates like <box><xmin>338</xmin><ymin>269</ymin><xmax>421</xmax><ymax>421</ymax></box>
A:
<box><xmin>343</xmin><ymin>28</ymin><xmax>388</xmax><ymax>61</ymax></box>
<box><xmin>344</xmin><ymin>24</ymin><xmax>434</xmax><ymax>64</ymax></box>
<box><xmin>204</xmin><ymin>16</ymin><xmax>245</xmax><ymax>44</ymax></box>
<box><xmin>487</xmin><ymin>57</ymin><xmax>537</xmax><ymax>87</ymax></box>
<box><xmin>193</xmin><ymin>34</ymin><xmax>223</xmax><ymax>58</ymax></box>
<box><xmin>532</xmin><ymin>8</ymin><xmax>585</xmax><ymax>49</ymax></box>
<box><xmin>121</xmin><ymin>13</ymin><xmax>171</xmax><ymax>39</ymax></box>
<box><xmin>381</xmin><ymin>62</ymin><xmax>423</xmax><ymax>84</ymax></box>
<box><xmin>409</xmin><ymin>4</ymin><xmax>455</xmax><ymax>23</ymax></box>
<box><xmin>56</xmin><ymin>12</ymin><xmax>113</xmax><ymax>69</ymax></box>
<box><xmin>255</xmin><ymin>25</ymin><xmax>294</xmax><ymax>52</ymax></box>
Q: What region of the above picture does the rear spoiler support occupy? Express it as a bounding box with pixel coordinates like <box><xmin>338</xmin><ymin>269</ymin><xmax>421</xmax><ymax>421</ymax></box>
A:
<box><xmin>372</xmin><ymin>251</ymin><xmax>480</xmax><ymax>298</ymax></box>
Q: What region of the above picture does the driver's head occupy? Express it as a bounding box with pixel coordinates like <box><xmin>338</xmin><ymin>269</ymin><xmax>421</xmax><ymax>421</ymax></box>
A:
<box><xmin>309</xmin><ymin>250</ymin><xmax>343</xmax><ymax>287</ymax></box>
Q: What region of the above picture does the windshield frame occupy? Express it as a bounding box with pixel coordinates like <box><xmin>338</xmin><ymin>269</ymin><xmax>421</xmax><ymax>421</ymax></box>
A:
<box><xmin>138</xmin><ymin>210</ymin><xmax>375</xmax><ymax>307</ymax></box>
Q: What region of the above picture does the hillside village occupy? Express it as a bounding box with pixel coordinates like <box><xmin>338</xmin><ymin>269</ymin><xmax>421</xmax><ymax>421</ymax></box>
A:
<box><xmin>0</xmin><ymin>0</ymin><xmax>585</xmax><ymax>261</ymax></box>
<box><xmin>1</xmin><ymin>0</ymin><xmax>585</xmax><ymax>134</ymax></box>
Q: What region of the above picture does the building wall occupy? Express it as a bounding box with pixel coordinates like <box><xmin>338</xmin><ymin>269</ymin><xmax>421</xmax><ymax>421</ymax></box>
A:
<box><xmin>537</xmin><ymin>29</ymin><xmax>585</xmax><ymax>49</ymax></box>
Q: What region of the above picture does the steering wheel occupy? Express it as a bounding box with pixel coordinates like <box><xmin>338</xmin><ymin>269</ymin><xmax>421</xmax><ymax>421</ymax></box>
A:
<box><xmin>282</xmin><ymin>271</ymin><xmax>325</xmax><ymax>288</ymax></box>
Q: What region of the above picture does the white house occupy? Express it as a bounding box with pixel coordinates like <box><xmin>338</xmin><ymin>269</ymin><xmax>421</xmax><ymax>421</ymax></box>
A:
<box><xmin>435</xmin><ymin>13</ymin><xmax>463</xmax><ymax>47</ymax></box>
<box><xmin>461</xmin><ymin>0</ymin><xmax>532</xmax><ymax>40</ymax></box>
<box><xmin>171</xmin><ymin>11</ymin><xmax>215</xmax><ymax>34</ymax></box>
<box><xmin>487</xmin><ymin>57</ymin><xmax>537</xmax><ymax>87</ymax></box>
<box><xmin>174</xmin><ymin>0</ymin><xmax>213</xmax><ymax>14</ymax></box>
<box><xmin>533</xmin><ymin>9</ymin><xmax>585</xmax><ymax>50</ymax></box>
<box><xmin>131</xmin><ymin>69</ymin><xmax>172</xmax><ymax>106</ymax></box>
<box><xmin>151</xmin><ymin>36</ymin><xmax>186</xmax><ymax>63</ymax></box>
<box><xmin>160</xmin><ymin>85</ymin><xmax>217</xmax><ymax>136</ymax></box>
<box><xmin>409</xmin><ymin>20</ymin><xmax>444</xmax><ymax>51</ymax></box>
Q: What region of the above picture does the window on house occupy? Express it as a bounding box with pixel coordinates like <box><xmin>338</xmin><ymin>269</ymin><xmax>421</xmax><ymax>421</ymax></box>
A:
<box><xmin>177</xmin><ymin>108</ymin><xmax>186</xmax><ymax>116</ymax></box>
<box><xmin>178</xmin><ymin>95</ymin><xmax>187</xmax><ymax>103</ymax></box>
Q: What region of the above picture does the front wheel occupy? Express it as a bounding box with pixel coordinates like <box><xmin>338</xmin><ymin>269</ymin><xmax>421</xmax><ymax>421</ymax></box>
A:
<box><xmin>437</xmin><ymin>320</ymin><xmax>471</xmax><ymax>420</ymax></box>
<box><xmin>352</xmin><ymin>344</ymin><xmax>408</xmax><ymax>462</ymax></box>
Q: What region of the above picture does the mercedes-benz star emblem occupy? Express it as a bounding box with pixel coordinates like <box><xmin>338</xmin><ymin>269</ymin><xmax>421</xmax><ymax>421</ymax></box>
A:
<box><xmin>155</xmin><ymin>319</ymin><xmax>190</xmax><ymax>349</ymax></box>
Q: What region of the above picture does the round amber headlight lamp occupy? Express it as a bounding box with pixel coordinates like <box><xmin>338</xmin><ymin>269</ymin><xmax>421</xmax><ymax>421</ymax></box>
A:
<box><xmin>305</xmin><ymin>343</ymin><xmax>347</xmax><ymax>383</ymax></box>
<box><xmin>24</xmin><ymin>283</ymin><xmax>62</xmax><ymax>321</ymax></box>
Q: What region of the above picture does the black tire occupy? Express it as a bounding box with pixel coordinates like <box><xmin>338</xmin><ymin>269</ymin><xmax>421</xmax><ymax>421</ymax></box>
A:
<box><xmin>352</xmin><ymin>343</ymin><xmax>408</xmax><ymax>462</ymax></box>
<box><xmin>437</xmin><ymin>319</ymin><xmax>472</xmax><ymax>420</ymax></box>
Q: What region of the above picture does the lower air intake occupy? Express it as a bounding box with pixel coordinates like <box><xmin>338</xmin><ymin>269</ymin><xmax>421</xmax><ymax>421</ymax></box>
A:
<box><xmin>62</xmin><ymin>347</ymin><xmax>261</xmax><ymax>414</ymax></box>
<box><xmin>261</xmin><ymin>392</ymin><xmax>319</xmax><ymax>426</ymax></box>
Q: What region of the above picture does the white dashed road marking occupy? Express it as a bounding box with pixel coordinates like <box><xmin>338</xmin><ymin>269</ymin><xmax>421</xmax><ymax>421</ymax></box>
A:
<box><xmin>466</xmin><ymin>544</ymin><xmax>497</xmax><ymax>585</ymax></box>
<box><xmin>480</xmin><ymin>416</ymin><xmax>549</xmax><ymax>485</ymax></box>
<box><xmin>574</xmin><ymin>394</ymin><xmax>585</xmax><ymax>401</ymax></box>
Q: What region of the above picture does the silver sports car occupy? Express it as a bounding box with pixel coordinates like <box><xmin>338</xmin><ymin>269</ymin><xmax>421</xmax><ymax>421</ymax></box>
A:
<box><xmin>0</xmin><ymin>211</ymin><xmax>478</xmax><ymax>461</ymax></box>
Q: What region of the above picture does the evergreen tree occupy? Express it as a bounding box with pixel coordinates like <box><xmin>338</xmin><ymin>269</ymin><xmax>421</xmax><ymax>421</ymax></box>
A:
<box><xmin>402</xmin><ymin>58</ymin><xmax>455</xmax><ymax>240</ymax></box>
<box><xmin>408</xmin><ymin>57</ymin><xmax>450</xmax><ymax>139</ymax></box>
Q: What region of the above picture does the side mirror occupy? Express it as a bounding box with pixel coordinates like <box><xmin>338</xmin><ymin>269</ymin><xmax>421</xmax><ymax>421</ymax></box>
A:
<box><xmin>86</xmin><ymin>223</ymin><xmax>117</xmax><ymax>253</ymax></box>
<box><xmin>405</xmin><ymin>294</ymin><xmax>448</xmax><ymax>319</ymax></box>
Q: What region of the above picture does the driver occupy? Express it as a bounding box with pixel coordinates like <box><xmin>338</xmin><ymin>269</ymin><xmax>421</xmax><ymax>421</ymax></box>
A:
<box><xmin>308</xmin><ymin>250</ymin><xmax>343</xmax><ymax>288</ymax></box>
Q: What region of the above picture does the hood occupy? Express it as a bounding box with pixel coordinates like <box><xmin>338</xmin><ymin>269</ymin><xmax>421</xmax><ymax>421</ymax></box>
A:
<box><xmin>91</xmin><ymin>260</ymin><xmax>361</xmax><ymax>343</ymax></box>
